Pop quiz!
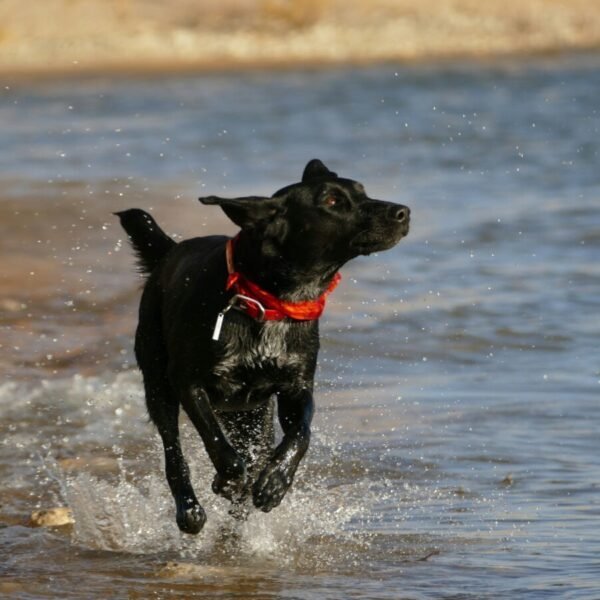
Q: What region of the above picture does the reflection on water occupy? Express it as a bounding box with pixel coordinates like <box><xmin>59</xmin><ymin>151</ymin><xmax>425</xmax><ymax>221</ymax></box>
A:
<box><xmin>0</xmin><ymin>55</ymin><xmax>599</xmax><ymax>598</ymax></box>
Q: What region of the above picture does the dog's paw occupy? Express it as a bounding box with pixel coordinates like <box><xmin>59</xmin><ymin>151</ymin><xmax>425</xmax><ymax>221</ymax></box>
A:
<box><xmin>252</xmin><ymin>466</ymin><xmax>292</xmax><ymax>512</ymax></box>
<box><xmin>176</xmin><ymin>502</ymin><xmax>207</xmax><ymax>535</ymax></box>
<box><xmin>212</xmin><ymin>467</ymin><xmax>249</xmax><ymax>503</ymax></box>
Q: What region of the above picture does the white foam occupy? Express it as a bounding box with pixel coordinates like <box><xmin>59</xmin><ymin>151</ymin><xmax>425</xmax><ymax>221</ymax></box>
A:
<box><xmin>53</xmin><ymin>435</ymin><xmax>375</xmax><ymax>562</ymax></box>
<box><xmin>7</xmin><ymin>371</ymin><xmax>502</xmax><ymax>566</ymax></box>
<box><xmin>20</xmin><ymin>372</ymin><xmax>374</xmax><ymax>559</ymax></box>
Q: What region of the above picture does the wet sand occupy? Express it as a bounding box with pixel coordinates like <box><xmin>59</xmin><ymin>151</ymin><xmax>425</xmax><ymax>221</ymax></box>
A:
<box><xmin>1</xmin><ymin>0</ymin><xmax>600</xmax><ymax>76</ymax></box>
<box><xmin>0</xmin><ymin>186</ymin><xmax>234</xmax><ymax>379</ymax></box>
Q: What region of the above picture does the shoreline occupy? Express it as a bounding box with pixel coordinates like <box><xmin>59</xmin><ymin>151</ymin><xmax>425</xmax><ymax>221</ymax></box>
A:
<box><xmin>1</xmin><ymin>0</ymin><xmax>600</xmax><ymax>78</ymax></box>
<box><xmin>3</xmin><ymin>47</ymin><xmax>599</xmax><ymax>83</ymax></box>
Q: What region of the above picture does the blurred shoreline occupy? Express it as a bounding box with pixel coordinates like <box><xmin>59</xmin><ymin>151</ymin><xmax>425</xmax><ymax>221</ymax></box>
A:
<box><xmin>1</xmin><ymin>0</ymin><xmax>600</xmax><ymax>77</ymax></box>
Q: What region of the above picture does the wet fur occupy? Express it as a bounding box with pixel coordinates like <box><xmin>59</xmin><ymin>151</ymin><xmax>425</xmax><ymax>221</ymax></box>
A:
<box><xmin>116</xmin><ymin>159</ymin><xmax>410</xmax><ymax>534</ymax></box>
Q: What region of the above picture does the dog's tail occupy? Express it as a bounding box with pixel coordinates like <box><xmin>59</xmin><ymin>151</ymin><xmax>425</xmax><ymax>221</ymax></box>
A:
<box><xmin>114</xmin><ymin>209</ymin><xmax>176</xmax><ymax>275</ymax></box>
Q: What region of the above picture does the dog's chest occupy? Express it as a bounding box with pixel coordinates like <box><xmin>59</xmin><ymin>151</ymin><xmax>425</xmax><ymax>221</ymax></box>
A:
<box><xmin>213</xmin><ymin>320</ymin><xmax>303</xmax><ymax>384</ymax></box>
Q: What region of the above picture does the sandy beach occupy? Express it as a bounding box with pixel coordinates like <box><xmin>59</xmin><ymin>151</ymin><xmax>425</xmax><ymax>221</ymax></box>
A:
<box><xmin>1</xmin><ymin>0</ymin><xmax>600</xmax><ymax>75</ymax></box>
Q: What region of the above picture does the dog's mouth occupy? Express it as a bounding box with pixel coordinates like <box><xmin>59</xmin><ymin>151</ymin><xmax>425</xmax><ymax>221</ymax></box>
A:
<box><xmin>350</xmin><ymin>222</ymin><xmax>410</xmax><ymax>255</ymax></box>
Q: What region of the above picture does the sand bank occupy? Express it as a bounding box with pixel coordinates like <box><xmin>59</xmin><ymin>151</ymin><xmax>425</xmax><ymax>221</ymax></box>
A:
<box><xmin>1</xmin><ymin>0</ymin><xmax>600</xmax><ymax>76</ymax></box>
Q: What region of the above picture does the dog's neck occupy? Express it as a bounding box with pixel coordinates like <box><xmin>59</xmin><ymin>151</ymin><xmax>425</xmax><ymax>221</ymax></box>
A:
<box><xmin>232</xmin><ymin>232</ymin><xmax>341</xmax><ymax>302</ymax></box>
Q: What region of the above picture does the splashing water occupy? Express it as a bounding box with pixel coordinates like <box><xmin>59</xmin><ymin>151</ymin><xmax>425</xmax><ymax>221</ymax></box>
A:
<box><xmin>19</xmin><ymin>373</ymin><xmax>360</xmax><ymax>559</ymax></box>
<box><xmin>21</xmin><ymin>371</ymin><xmax>461</xmax><ymax>573</ymax></box>
<box><xmin>52</xmin><ymin>413</ymin><xmax>386</xmax><ymax>567</ymax></box>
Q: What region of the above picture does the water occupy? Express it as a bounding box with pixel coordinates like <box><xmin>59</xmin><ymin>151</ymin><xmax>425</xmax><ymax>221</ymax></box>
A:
<box><xmin>1</xmin><ymin>55</ymin><xmax>599</xmax><ymax>598</ymax></box>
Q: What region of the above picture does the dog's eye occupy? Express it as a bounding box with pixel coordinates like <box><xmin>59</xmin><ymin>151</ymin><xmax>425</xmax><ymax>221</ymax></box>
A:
<box><xmin>324</xmin><ymin>196</ymin><xmax>337</xmax><ymax>207</ymax></box>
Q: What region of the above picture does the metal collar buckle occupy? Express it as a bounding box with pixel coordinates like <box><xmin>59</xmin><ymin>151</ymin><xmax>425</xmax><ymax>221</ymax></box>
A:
<box><xmin>212</xmin><ymin>294</ymin><xmax>267</xmax><ymax>342</ymax></box>
<box><xmin>229</xmin><ymin>293</ymin><xmax>266</xmax><ymax>322</ymax></box>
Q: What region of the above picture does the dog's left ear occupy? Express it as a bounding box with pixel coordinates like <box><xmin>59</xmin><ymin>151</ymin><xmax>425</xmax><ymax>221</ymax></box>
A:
<box><xmin>302</xmin><ymin>159</ymin><xmax>338</xmax><ymax>182</ymax></box>
<box><xmin>199</xmin><ymin>195</ymin><xmax>282</xmax><ymax>230</ymax></box>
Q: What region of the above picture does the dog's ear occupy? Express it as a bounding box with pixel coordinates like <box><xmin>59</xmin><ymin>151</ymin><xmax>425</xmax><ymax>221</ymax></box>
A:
<box><xmin>302</xmin><ymin>159</ymin><xmax>338</xmax><ymax>182</ymax></box>
<box><xmin>199</xmin><ymin>195</ymin><xmax>282</xmax><ymax>230</ymax></box>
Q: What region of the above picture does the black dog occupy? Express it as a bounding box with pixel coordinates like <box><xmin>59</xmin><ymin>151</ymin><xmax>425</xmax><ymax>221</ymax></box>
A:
<box><xmin>116</xmin><ymin>159</ymin><xmax>409</xmax><ymax>534</ymax></box>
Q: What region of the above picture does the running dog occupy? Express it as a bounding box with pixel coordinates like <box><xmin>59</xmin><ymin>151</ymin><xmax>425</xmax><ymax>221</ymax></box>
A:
<box><xmin>115</xmin><ymin>159</ymin><xmax>410</xmax><ymax>534</ymax></box>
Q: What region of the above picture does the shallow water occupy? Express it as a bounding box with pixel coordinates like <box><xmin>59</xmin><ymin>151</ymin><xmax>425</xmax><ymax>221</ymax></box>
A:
<box><xmin>1</xmin><ymin>55</ymin><xmax>599</xmax><ymax>598</ymax></box>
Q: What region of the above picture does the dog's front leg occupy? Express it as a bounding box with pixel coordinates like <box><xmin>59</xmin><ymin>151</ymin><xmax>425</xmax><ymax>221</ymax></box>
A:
<box><xmin>181</xmin><ymin>386</ymin><xmax>249</xmax><ymax>502</ymax></box>
<box><xmin>252</xmin><ymin>388</ymin><xmax>314</xmax><ymax>512</ymax></box>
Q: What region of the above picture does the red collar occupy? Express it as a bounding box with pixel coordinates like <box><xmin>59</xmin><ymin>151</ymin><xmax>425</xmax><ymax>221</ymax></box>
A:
<box><xmin>224</xmin><ymin>235</ymin><xmax>341</xmax><ymax>321</ymax></box>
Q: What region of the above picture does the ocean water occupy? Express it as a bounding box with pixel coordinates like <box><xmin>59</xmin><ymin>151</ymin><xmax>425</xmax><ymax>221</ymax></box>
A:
<box><xmin>0</xmin><ymin>55</ymin><xmax>599</xmax><ymax>598</ymax></box>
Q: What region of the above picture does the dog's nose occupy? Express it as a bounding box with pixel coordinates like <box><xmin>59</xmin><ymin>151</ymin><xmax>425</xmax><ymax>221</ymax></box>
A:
<box><xmin>390</xmin><ymin>205</ymin><xmax>410</xmax><ymax>223</ymax></box>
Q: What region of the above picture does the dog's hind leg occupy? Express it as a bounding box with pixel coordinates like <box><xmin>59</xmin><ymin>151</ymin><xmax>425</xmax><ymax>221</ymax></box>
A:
<box><xmin>145</xmin><ymin>379</ymin><xmax>206</xmax><ymax>534</ymax></box>
<box><xmin>136</xmin><ymin>289</ymin><xmax>206</xmax><ymax>534</ymax></box>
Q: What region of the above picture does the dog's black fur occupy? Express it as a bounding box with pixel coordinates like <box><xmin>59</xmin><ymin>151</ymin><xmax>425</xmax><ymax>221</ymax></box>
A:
<box><xmin>115</xmin><ymin>159</ymin><xmax>410</xmax><ymax>534</ymax></box>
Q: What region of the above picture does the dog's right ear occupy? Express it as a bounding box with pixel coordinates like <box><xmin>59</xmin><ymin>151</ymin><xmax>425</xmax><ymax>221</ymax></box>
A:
<box><xmin>199</xmin><ymin>195</ymin><xmax>282</xmax><ymax>230</ymax></box>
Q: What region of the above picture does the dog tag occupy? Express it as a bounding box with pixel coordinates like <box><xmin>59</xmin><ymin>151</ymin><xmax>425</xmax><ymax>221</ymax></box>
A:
<box><xmin>212</xmin><ymin>312</ymin><xmax>226</xmax><ymax>341</ymax></box>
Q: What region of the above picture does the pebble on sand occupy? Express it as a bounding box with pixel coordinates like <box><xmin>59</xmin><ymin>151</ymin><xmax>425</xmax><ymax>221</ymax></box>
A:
<box><xmin>28</xmin><ymin>507</ymin><xmax>74</xmax><ymax>528</ymax></box>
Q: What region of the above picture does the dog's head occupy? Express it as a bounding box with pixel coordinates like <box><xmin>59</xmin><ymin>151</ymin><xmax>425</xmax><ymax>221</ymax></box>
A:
<box><xmin>199</xmin><ymin>159</ymin><xmax>410</xmax><ymax>269</ymax></box>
